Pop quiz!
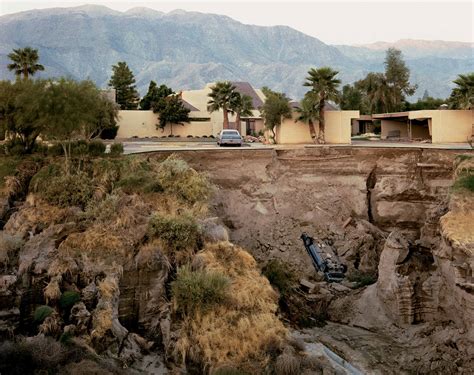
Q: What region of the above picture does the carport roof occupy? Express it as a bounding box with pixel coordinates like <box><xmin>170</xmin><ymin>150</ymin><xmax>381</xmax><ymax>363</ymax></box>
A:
<box><xmin>371</xmin><ymin>111</ymin><xmax>409</xmax><ymax>119</ymax></box>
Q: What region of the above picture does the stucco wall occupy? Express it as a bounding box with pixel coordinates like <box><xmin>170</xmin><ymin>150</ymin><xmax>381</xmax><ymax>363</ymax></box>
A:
<box><xmin>410</xmin><ymin>110</ymin><xmax>473</xmax><ymax>143</ymax></box>
<box><xmin>276</xmin><ymin>111</ymin><xmax>357</xmax><ymax>144</ymax></box>
<box><xmin>116</xmin><ymin>110</ymin><xmax>214</xmax><ymax>138</ymax></box>
<box><xmin>381</xmin><ymin>120</ymin><xmax>408</xmax><ymax>139</ymax></box>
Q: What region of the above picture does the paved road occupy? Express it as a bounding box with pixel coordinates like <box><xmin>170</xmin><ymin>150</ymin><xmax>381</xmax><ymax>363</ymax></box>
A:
<box><xmin>122</xmin><ymin>141</ymin><xmax>270</xmax><ymax>154</ymax></box>
<box><xmin>121</xmin><ymin>140</ymin><xmax>473</xmax><ymax>154</ymax></box>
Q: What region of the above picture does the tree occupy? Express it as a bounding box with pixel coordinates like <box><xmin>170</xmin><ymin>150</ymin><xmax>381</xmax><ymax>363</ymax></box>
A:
<box><xmin>83</xmin><ymin>96</ymin><xmax>119</xmax><ymax>140</ymax></box>
<box><xmin>140</xmin><ymin>81</ymin><xmax>174</xmax><ymax>110</ymax></box>
<box><xmin>303</xmin><ymin>67</ymin><xmax>341</xmax><ymax>143</ymax></box>
<box><xmin>260</xmin><ymin>87</ymin><xmax>292</xmax><ymax>144</ymax></box>
<box><xmin>448</xmin><ymin>73</ymin><xmax>474</xmax><ymax>109</ymax></box>
<box><xmin>230</xmin><ymin>92</ymin><xmax>254</xmax><ymax>133</ymax></box>
<box><xmin>42</xmin><ymin>79</ymin><xmax>104</xmax><ymax>172</ymax></box>
<box><xmin>295</xmin><ymin>92</ymin><xmax>319</xmax><ymax>141</ymax></box>
<box><xmin>207</xmin><ymin>81</ymin><xmax>235</xmax><ymax>129</ymax></box>
<box><xmin>384</xmin><ymin>48</ymin><xmax>417</xmax><ymax>110</ymax></box>
<box><xmin>408</xmin><ymin>96</ymin><xmax>446</xmax><ymax>110</ymax></box>
<box><xmin>7</xmin><ymin>47</ymin><xmax>45</xmax><ymax>80</ymax></box>
<box><xmin>340</xmin><ymin>84</ymin><xmax>367</xmax><ymax>113</ymax></box>
<box><xmin>108</xmin><ymin>62</ymin><xmax>139</xmax><ymax>110</ymax></box>
<box><xmin>156</xmin><ymin>95</ymin><xmax>190</xmax><ymax>136</ymax></box>
<box><xmin>0</xmin><ymin>79</ymin><xmax>47</xmax><ymax>152</ymax></box>
<box><xmin>356</xmin><ymin>72</ymin><xmax>394</xmax><ymax>114</ymax></box>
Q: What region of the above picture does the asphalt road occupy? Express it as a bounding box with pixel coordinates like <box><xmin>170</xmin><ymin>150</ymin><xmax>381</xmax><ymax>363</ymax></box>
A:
<box><xmin>120</xmin><ymin>140</ymin><xmax>473</xmax><ymax>154</ymax></box>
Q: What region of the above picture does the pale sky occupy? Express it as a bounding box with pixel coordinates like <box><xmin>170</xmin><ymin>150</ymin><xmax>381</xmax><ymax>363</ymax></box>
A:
<box><xmin>0</xmin><ymin>0</ymin><xmax>473</xmax><ymax>45</ymax></box>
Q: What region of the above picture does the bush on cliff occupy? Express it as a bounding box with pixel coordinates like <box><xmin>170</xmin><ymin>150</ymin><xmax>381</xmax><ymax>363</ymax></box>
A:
<box><xmin>172</xmin><ymin>266</ymin><xmax>230</xmax><ymax>315</ymax></box>
<box><xmin>157</xmin><ymin>154</ymin><xmax>212</xmax><ymax>203</ymax></box>
<box><xmin>148</xmin><ymin>213</ymin><xmax>202</xmax><ymax>263</ymax></box>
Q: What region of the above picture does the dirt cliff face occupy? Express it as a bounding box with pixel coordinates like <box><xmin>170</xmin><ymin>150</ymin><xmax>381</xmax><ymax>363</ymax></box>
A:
<box><xmin>156</xmin><ymin>147</ymin><xmax>457</xmax><ymax>274</ymax></box>
<box><xmin>150</xmin><ymin>147</ymin><xmax>473</xmax><ymax>374</ymax></box>
<box><xmin>0</xmin><ymin>149</ymin><xmax>472</xmax><ymax>374</ymax></box>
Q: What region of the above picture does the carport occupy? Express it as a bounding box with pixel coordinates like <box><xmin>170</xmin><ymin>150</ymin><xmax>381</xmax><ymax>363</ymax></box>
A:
<box><xmin>373</xmin><ymin>111</ymin><xmax>431</xmax><ymax>141</ymax></box>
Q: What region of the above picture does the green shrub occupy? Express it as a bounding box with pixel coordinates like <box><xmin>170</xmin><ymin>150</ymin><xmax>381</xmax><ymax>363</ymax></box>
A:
<box><xmin>87</xmin><ymin>140</ymin><xmax>106</xmax><ymax>156</ymax></box>
<box><xmin>262</xmin><ymin>259</ymin><xmax>296</xmax><ymax>296</ymax></box>
<box><xmin>47</xmin><ymin>143</ymin><xmax>64</xmax><ymax>156</ymax></box>
<box><xmin>0</xmin><ymin>157</ymin><xmax>21</xmax><ymax>188</ymax></box>
<box><xmin>32</xmin><ymin>142</ymin><xmax>48</xmax><ymax>155</ymax></box>
<box><xmin>100</xmin><ymin>125</ymin><xmax>119</xmax><ymax>140</ymax></box>
<box><xmin>5</xmin><ymin>139</ymin><xmax>26</xmax><ymax>156</ymax></box>
<box><xmin>454</xmin><ymin>174</ymin><xmax>474</xmax><ymax>192</ymax></box>
<box><xmin>34</xmin><ymin>172</ymin><xmax>94</xmax><ymax>208</ymax></box>
<box><xmin>347</xmin><ymin>271</ymin><xmax>377</xmax><ymax>288</ymax></box>
<box><xmin>34</xmin><ymin>305</ymin><xmax>54</xmax><ymax>323</ymax></box>
<box><xmin>157</xmin><ymin>155</ymin><xmax>212</xmax><ymax>203</ymax></box>
<box><xmin>212</xmin><ymin>367</ymin><xmax>249</xmax><ymax>375</ymax></box>
<box><xmin>148</xmin><ymin>213</ymin><xmax>201</xmax><ymax>251</ymax></box>
<box><xmin>172</xmin><ymin>266</ymin><xmax>230</xmax><ymax>315</ymax></box>
<box><xmin>110</xmin><ymin>143</ymin><xmax>124</xmax><ymax>156</ymax></box>
<box><xmin>59</xmin><ymin>291</ymin><xmax>81</xmax><ymax>310</ymax></box>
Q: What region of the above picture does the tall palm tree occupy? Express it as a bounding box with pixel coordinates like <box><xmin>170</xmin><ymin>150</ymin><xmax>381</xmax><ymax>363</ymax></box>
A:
<box><xmin>230</xmin><ymin>92</ymin><xmax>254</xmax><ymax>133</ymax></box>
<box><xmin>207</xmin><ymin>81</ymin><xmax>236</xmax><ymax>129</ymax></box>
<box><xmin>304</xmin><ymin>67</ymin><xmax>341</xmax><ymax>143</ymax></box>
<box><xmin>361</xmin><ymin>72</ymin><xmax>395</xmax><ymax>113</ymax></box>
<box><xmin>449</xmin><ymin>73</ymin><xmax>474</xmax><ymax>109</ymax></box>
<box><xmin>295</xmin><ymin>92</ymin><xmax>319</xmax><ymax>142</ymax></box>
<box><xmin>7</xmin><ymin>47</ymin><xmax>45</xmax><ymax>80</ymax></box>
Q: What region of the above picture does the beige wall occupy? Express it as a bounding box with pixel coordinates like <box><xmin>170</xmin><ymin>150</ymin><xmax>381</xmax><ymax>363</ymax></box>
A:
<box><xmin>276</xmin><ymin>111</ymin><xmax>358</xmax><ymax>144</ymax></box>
<box><xmin>381</xmin><ymin>120</ymin><xmax>408</xmax><ymax>139</ymax></box>
<box><xmin>410</xmin><ymin>123</ymin><xmax>430</xmax><ymax>139</ymax></box>
<box><xmin>409</xmin><ymin>110</ymin><xmax>473</xmax><ymax>143</ymax></box>
<box><xmin>116</xmin><ymin>110</ymin><xmax>214</xmax><ymax>138</ymax></box>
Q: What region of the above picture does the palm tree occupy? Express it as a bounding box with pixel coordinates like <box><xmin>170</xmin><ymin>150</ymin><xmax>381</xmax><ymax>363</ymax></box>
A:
<box><xmin>7</xmin><ymin>47</ymin><xmax>45</xmax><ymax>80</ymax></box>
<box><xmin>230</xmin><ymin>92</ymin><xmax>254</xmax><ymax>133</ymax></box>
<box><xmin>207</xmin><ymin>81</ymin><xmax>236</xmax><ymax>129</ymax></box>
<box><xmin>360</xmin><ymin>72</ymin><xmax>395</xmax><ymax>113</ymax></box>
<box><xmin>304</xmin><ymin>67</ymin><xmax>341</xmax><ymax>143</ymax></box>
<box><xmin>449</xmin><ymin>73</ymin><xmax>474</xmax><ymax>109</ymax></box>
<box><xmin>295</xmin><ymin>92</ymin><xmax>319</xmax><ymax>142</ymax></box>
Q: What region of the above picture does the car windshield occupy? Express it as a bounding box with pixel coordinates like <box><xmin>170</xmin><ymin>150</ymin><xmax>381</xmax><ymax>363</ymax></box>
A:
<box><xmin>222</xmin><ymin>134</ymin><xmax>241</xmax><ymax>139</ymax></box>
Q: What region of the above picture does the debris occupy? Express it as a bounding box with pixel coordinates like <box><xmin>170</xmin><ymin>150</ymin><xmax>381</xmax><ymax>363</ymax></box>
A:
<box><xmin>343</xmin><ymin>217</ymin><xmax>352</xmax><ymax>228</ymax></box>
<box><xmin>300</xmin><ymin>279</ymin><xmax>317</xmax><ymax>293</ymax></box>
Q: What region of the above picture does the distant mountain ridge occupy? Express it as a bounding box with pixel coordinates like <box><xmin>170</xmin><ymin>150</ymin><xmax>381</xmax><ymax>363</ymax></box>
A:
<box><xmin>0</xmin><ymin>5</ymin><xmax>472</xmax><ymax>99</ymax></box>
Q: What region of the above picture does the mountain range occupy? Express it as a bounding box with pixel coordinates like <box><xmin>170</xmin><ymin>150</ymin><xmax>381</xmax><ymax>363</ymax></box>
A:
<box><xmin>0</xmin><ymin>5</ymin><xmax>473</xmax><ymax>100</ymax></box>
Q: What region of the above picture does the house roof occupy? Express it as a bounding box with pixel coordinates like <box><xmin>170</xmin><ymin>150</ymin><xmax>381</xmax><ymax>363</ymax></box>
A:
<box><xmin>181</xmin><ymin>99</ymin><xmax>199</xmax><ymax>112</ymax></box>
<box><xmin>289</xmin><ymin>101</ymin><xmax>338</xmax><ymax>111</ymax></box>
<box><xmin>231</xmin><ymin>81</ymin><xmax>264</xmax><ymax>109</ymax></box>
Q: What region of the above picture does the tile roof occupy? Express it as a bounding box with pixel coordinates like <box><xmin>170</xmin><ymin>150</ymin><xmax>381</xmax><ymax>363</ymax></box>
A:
<box><xmin>230</xmin><ymin>81</ymin><xmax>264</xmax><ymax>109</ymax></box>
<box><xmin>181</xmin><ymin>99</ymin><xmax>200</xmax><ymax>112</ymax></box>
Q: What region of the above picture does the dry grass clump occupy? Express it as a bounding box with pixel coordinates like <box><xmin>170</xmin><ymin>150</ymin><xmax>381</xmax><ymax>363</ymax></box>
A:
<box><xmin>134</xmin><ymin>240</ymin><xmax>170</xmax><ymax>271</ymax></box>
<box><xmin>157</xmin><ymin>154</ymin><xmax>212</xmax><ymax>204</ymax></box>
<box><xmin>0</xmin><ymin>335</ymin><xmax>84</xmax><ymax>374</ymax></box>
<box><xmin>60</xmin><ymin>228</ymin><xmax>126</xmax><ymax>260</ymax></box>
<box><xmin>91</xmin><ymin>276</ymin><xmax>119</xmax><ymax>341</ymax></box>
<box><xmin>0</xmin><ymin>232</ymin><xmax>23</xmax><ymax>269</ymax></box>
<box><xmin>33</xmin><ymin>171</ymin><xmax>95</xmax><ymax>209</ymax></box>
<box><xmin>44</xmin><ymin>276</ymin><xmax>62</xmax><ymax>303</ymax></box>
<box><xmin>274</xmin><ymin>352</ymin><xmax>301</xmax><ymax>375</ymax></box>
<box><xmin>174</xmin><ymin>242</ymin><xmax>286</xmax><ymax>372</ymax></box>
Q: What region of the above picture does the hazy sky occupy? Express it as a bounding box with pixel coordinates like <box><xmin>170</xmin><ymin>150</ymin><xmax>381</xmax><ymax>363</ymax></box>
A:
<box><xmin>1</xmin><ymin>0</ymin><xmax>473</xmax><ymax>44</ymax></box>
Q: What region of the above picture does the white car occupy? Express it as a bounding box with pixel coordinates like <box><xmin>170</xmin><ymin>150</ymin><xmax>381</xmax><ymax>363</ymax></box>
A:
<box><xmin>216</xmin><ymin>130</ymin><xmax>243</xmax><ymax>147</ymax></box>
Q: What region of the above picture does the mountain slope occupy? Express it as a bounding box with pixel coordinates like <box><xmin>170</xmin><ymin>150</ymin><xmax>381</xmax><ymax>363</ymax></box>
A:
<box><xmin>0</xmin><ymin>6</ymin><xmax>472</xmax><ymax>99</ymax></box>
